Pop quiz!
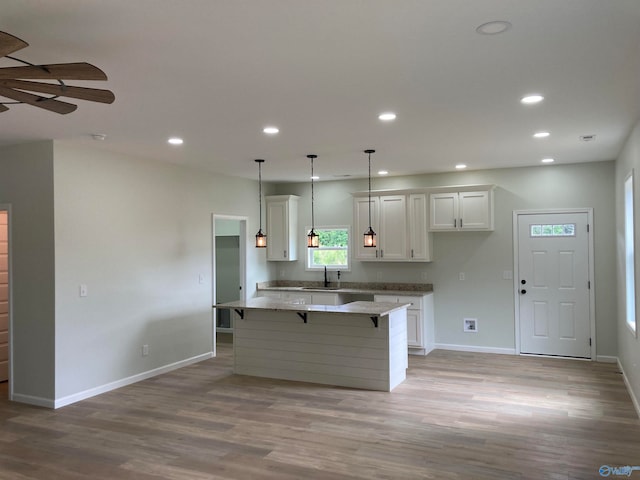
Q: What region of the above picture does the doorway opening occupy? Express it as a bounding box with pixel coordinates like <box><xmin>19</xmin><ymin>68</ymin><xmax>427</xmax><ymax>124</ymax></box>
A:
<box><xmin>513</xmin><ymin>209</ymin><xmax>595</xmax><ymax>359</ymax></box>
<box><xmin>212</xmin><ymin>216</ymin><xmax>247</xmax><ymax>349</ymax></box>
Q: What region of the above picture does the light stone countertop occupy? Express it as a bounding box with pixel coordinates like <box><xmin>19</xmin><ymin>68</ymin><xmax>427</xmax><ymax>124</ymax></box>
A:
<box><xmin>256</xmin><ymin>281</ymin><xmax>433</xmax><ymax>296</ymax></box>
<box><xmin>214</xmin><ymin>297</ymin><xmax>411</xmax><ymax>317</ymax></box>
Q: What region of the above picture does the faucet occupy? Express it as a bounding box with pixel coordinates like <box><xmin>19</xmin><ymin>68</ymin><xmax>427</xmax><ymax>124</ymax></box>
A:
<box><xmin>324</xmin><ymin>266</ymin><xmax>329</xmax><ymax>287</ymax></box>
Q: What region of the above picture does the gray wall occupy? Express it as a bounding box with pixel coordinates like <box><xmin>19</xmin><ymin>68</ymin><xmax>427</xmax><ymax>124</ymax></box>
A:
<box><xmin>0</xmin><ymin>141</ymin><xmax>56</xmax><ymax>402</ymax></box>
<box><xmin>273</xmin><ymin>161</ymin><xmax>617</xmax><ymax>355</ymax></box>
<box><xmin>52</xmin><ymin>143</ymin><xmax>270</xmax><ymax>402</ymax></box>
<box><xmin>615</xmin><ymin>120</ymin><xmax>640</xmax><ymax>410</ymax></box>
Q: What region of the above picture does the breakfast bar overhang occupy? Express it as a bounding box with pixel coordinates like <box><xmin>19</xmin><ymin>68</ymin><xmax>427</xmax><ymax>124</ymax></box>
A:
<box><xmin>214</xmin><ymin>297</ymin><xmax>410</xmax><ymax>391</ymax></box>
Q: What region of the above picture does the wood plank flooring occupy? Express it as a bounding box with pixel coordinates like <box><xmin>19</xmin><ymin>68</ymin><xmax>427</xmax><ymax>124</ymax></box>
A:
<box><xmin>0</xmin><ymin>345</ymin><xmax>638</xmax><ymax>479</ymax></box>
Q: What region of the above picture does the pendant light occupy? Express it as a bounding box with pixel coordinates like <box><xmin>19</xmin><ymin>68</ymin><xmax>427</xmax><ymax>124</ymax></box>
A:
<box><xmin>364</xmin><ymin>149</ymin><xmax>377</xmax><ymax>248</ymax></box>
<box><xmin>307</xmin><ymin>154</ymin><xmax>319</xmax><ymax>248</ymax></box>
<box><xmin>255</xmin><ymin>159</ymin><xmax>267</xmax><ymax>248</ymax></box>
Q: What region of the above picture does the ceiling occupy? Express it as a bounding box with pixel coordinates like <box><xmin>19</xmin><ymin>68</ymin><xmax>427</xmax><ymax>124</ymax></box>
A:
<box><xmin>1</xmin><ymin>0</ymin><xmax>639</xmax><ymax>182</ymax></box>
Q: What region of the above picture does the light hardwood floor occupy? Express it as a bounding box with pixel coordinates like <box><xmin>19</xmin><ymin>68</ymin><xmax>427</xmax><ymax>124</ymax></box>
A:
<box><xmin>0</xmin><ymin>345</ymin><xmax>638</xmax><ymax>479</ymax></box>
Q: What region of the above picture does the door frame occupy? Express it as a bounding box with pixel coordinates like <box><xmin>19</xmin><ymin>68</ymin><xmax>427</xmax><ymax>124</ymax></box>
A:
<box><xmin>211</xmin><ymin>214</ymin><xmax>247</xmax><ymax>354</ymax></box>
<box><xmin>0</xmin><ymin>204</ymin><xmax>13</xmax><ymax>399</ymax></box>
<box><xmin>512</xmin><ymin>208</ymin><xmax>596</xmax><ymax>359</ymax></box>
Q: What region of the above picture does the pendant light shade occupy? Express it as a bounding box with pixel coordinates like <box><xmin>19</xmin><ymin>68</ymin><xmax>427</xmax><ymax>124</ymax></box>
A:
<box><xmin>307</xmin><ymin>154</ymin><xmax>319</xmax><ymax>248</ymax></box>
<box><xmin>364</xmin><ymin>149</ymin><xmax>377</xmax><ymax>248</ymax></box>
<box><xmin>255</xmin><ymin>159</ymin><xmax>267</xmax><ymax>248</ymax></box>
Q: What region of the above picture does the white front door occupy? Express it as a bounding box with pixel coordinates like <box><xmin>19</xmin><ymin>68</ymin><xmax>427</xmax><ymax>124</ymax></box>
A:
<box><xmin>517</xmin><ymin>212</ymin><xmax>591</xmax><ymax>358</ymax></box>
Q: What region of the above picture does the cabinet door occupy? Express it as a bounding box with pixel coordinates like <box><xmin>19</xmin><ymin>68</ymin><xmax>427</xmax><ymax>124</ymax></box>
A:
<box><xmin>266</xmin><ymin>199</ymin><xmax>288</xmax><ymax>260</ymax></box>
<box><xmin>353</xmin><ymin>196</ymin><xmax>380</xmax><ymax>260</ymax></box>
<box><xmin>408</xmin><ymin>193</ymin><xmax>432</xmax><ymax>261</ymax></box>
<box><xmin>379</xmin><ymin>195</ymin><xmax>408</xmax><ymax>260</ymax></box>
<box><xmin>311</xmin><ymin>293</ymin><xmax>342</xmax><ymax>305</ymax></box>
<box><xmin>459</xmin><ymin>191</ymin><xmax>491</xmax><ymax>230</ymax></box>
<box><xmin>406</xmin><ymin>309</ymin><xmax>422</xmax><ymax>347</ymax></box>
<box><xmin>430</xmin><ymin>193</ymin><xmax>458</xmax><ymax>230</ymax></box>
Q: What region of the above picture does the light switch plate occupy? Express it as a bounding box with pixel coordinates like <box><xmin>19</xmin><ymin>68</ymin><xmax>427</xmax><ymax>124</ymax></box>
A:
<box><xmin>79</xmin><ymin>284</ymin><xmax>88</xmax><ymax>297</ymax></box>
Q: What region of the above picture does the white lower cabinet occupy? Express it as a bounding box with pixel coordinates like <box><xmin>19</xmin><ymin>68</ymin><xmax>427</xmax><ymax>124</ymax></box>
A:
<box><xmin>374</xmin><ymin>293</ymin><xmax>434</xmax><ymax>355</ymax></box>
<box><xmin>256</xmin><ymin>291</ymin><xmax>346</xmax><ymax>305</ymax></box>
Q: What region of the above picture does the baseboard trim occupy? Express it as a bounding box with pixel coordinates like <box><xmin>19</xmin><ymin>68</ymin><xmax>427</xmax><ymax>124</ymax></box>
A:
<box><xmin>53</xmin><ymin>352</ymin><xmax>214</xmax><ymax>409</ymax></box>
<box><xmin>434</xmin><ymin>343</ymin><xmax>516</xmax><ymax>355</ymax></box>
<box><xmin>617</xmin><ymin>358</ymin><xmax>640</xmax><ymax>419</ymax></box>
<box><xmin>596</xmin><ymin>355</ymin><xmax>618</xmax><ymax>363</ymax></box>
<box><xmin>12</xmin><ymin>393</ymin><xmax>55</xmax><ymax>409</ymax></box>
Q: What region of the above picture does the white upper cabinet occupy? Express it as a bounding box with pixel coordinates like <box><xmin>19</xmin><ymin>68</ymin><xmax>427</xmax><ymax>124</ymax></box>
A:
<box><xmin>266</xmin><ymin>195</ymin><xmax>299</xmax><ymax>261</ymax></box>
<box><xmin>429</xmin><ymin>186</ymin><xmax>494</xmax><ymax>231</ymax></box>
<box><xmin>353</xmin><ymin>192</ymin><xmax>432</xmax><ymax>262</ymax></box>
<box><xmin>379</xmin><ymin>195</ymin><xmax>407</xmax><ymax>260</ymax></box>
<box><xmin>408</xmin><ymin>193</ymin><xmax>432</xmax><ymax>261</ymax></box>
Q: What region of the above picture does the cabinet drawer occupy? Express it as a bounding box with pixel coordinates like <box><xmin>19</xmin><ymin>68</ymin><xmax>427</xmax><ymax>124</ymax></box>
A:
<box><xmin>375</xmin><ymin>295</ymin><xmax>421</xmax><ymax>310</ymax></box>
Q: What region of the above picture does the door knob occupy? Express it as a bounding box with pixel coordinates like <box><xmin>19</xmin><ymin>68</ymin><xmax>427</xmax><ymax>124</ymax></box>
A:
<box><xmin>520</xmin><ymin>289</ymin><xmax>527</xmax><ymax>294</ymax></box>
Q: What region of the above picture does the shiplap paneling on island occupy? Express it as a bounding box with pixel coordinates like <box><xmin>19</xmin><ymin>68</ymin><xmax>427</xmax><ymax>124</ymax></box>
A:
<box><xmin>233</xmin><ymin>308</ymin><xmax>407</xmax><ymax>391</ymax></box>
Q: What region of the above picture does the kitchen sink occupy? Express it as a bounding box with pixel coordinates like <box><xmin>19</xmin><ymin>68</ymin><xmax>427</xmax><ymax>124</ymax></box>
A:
<box><xmin>301</xmin><ymin>286</ymin><xmax>342</xmax><ymax>291</ymax></box>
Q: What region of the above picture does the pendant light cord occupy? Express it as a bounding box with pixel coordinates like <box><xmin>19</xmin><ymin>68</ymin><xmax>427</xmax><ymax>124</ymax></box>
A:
<box><xmin>368</xmin><ymin>151</ymin><xmax>372</xmax><ymax>229</ymax></box>
<box><xmin>311</xmin><ymin>156</ymin><xmax>315</xmax><ymax>229</ymax></box>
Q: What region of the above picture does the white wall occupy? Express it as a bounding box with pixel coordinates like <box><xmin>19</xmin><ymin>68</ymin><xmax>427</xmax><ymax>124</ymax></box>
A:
<box><xmin>273</xmin><ymin>161</ymin><xmax>617</xmax><ymax>355</ymax></box>
<box><xmin>0</xmin><ymin>141</ymin><xmax>56</xmax><ymax>403</ymax></box>
<box><xmin>615</xmin><ymin>121</ymin><xmax>640</xmax><ymax>411</ymax></box>
<box><xmin>52</xmin><ymin>143</ymin><xmax>270</xmax><ymax>402</ymax></box>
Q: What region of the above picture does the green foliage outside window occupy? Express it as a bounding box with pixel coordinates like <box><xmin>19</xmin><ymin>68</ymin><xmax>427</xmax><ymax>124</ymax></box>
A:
<box><xmin>307</xmin><ymin>227</ymin><xmax>350</xmax><ymax>270</ymax></box>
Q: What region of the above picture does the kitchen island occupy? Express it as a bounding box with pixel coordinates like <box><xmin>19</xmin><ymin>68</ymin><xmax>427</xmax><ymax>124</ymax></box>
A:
<box><xmin>214</xmin><ymin>297</ymin><xmax>410</xmax><ymax>391</ymax></box>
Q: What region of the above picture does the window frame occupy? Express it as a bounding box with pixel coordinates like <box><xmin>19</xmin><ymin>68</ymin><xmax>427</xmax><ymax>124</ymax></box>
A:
<box><xmin>304</xmin><ymin>225</ymin><xmax>351</xmax><ymax>272</ymax></box>
<box><xmin>624</xmin><ymin>170</ymin><xmax>637</xmax><ymax>336</ymax></box>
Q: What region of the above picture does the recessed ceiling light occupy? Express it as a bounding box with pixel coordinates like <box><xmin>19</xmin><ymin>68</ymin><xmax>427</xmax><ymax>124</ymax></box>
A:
<box><xmin>168</xmin><ymin>137</ymin><xmax>183</xmax><ymax>145</ymax></box>
<box><xmin>378</xmin><ymin>170</ymin><xmax>389</xmax><ymax>175</ymax></box>
<box><xmin>476</xmin><ymin>20</ymin><xmax>512</xmax><ymax>35</ymax></box>
<box><xmin>311</xmin><ymin>175</ymin><xmax>320</xmax><ymax>180</ymax></box>
<box><xmin>533</xmin><ymin>131</ymin><xmax>550</xmax><ymax>138</ymax></box>
<box><xmin>378</xmin><ymin>112</ymin><xmax>397</xmax><ymax>121</ymax></box>
<box><xmin>263</xmin><ymin>126</ymin><xmax>279</xmax><ymax>135</ymax></box>
<box><xmin>521</xmin><ymin>94</ymin><xmax>544</xmax><ymax>105</ymax></box>
<box><xmin>455</xmin><ymin>164</ymin><xmax>467</xmax><ymax>170</ymax></box>
<box><xmin>541</xmin><ymin>158</ymin><xmax>555</xmax><ymax>163</ymax></box>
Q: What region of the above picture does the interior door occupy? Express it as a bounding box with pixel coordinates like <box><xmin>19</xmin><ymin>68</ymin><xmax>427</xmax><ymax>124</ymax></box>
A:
<box><xmin>517</xmin><ymin>212</ymin><xmax>591</xmax><ymax>358</ymax></box>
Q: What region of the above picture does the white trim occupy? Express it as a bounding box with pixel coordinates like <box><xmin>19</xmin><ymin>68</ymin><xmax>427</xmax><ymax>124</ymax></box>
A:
<box><xmin>618</xmin><ymin>358</ymin><xmax>640</xmax><ymax>419</ymax></box>
<box><xmin>513</xmin><ymin>208</ymin><xmax>596</xmax><ymax>360</ymax></box>
<box><xmin>434</xmin><ymin>343</ymin><xmax>516</xmax><ymax>355</ymax></box>
<box><xmin>53</xmin><ymin>352</ymin><xmax>213</xmax><ymax>409</ymax></box>
<box><xmin>12</xmin><ymin>393</ymin><xmax>54</xmax><ymax>408</ymax></box>
<box><xmin>596</xmin><ymin>355</ymin><xmax>618</xmax><ymax>363</ymax></box>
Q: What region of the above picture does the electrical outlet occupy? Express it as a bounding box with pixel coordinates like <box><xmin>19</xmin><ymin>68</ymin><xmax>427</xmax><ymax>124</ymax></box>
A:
<box><xmin>142</xmin><ymin>344</ymin><xmax>149</xmax><ymax>356</ymax></box>
<box><xmin>79</xmin><ymin>284</ymin><xmax>88</xmax><ymax>297</ymax></box>
<box><xmin>198</xmin><ymin>274</ymin><xmax>205</xmax><ymax>284</ymax></box>
<box><xmin>459</xmin><ymin>272</ymin><xmax>465</xmax><ymax>281</ymax></box>
<box><xmin>421</xmin><ymin>271</ymin><xmax>428</xmax><ymax>281</ymax></box>
<box><xmin>280</xmin><ymin>269</ymin><xmax>286</xmax><ymax>278</ymax></box>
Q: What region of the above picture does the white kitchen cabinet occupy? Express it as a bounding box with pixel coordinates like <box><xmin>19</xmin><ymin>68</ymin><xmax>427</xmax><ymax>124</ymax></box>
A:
<box><xmin>353</xmin><ymin>192</ymin><xmax>432</xmax><ymax>262</ymax></box>
<box><xmin>256</xmin><ymin>290</ymin><xmax>346</xmax><ymax>306</ymax></box>
<box><xmin>375</xmin><ymin>293</ymin><xmax>434</xmax><ymax>355</ymax></box>
<box><xmin>429</xmin><ymin>187</ymin><xmax>494</xmax><ymax>231</ymax></box>
<box><xmin>266</xmin><ymin>195</ymin><xmax>299</xmax><ymax>261</ymax></box>
<box><xmin>408</xmin><ymin>193</ymin><xmax>432</xmax><ymax>261</ymax></box>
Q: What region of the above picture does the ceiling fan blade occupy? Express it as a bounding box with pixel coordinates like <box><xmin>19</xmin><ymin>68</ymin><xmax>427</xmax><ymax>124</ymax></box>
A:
<box><xmin>0</xmin><ymin>104</ymin><xmax>8</xmax><ymax>112</ymax></box>
<box><xmin>0</xmin><ymin>62</ymin><xmax>108</xmax><ymax>80</ymax></box>
<box><xmin>0</xmin><ymin>31</ymin><xmax>28</xmax><ymax>57</ymax></box>
<box><xmin>0</xmin><ymin>86</ymin><xmax>77</xmax><ymax>114</ymax></box>
<box><xmin>0</xmin><ymin>79</ymin><xmax>115</xmax><ymax>104</ymax></box>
